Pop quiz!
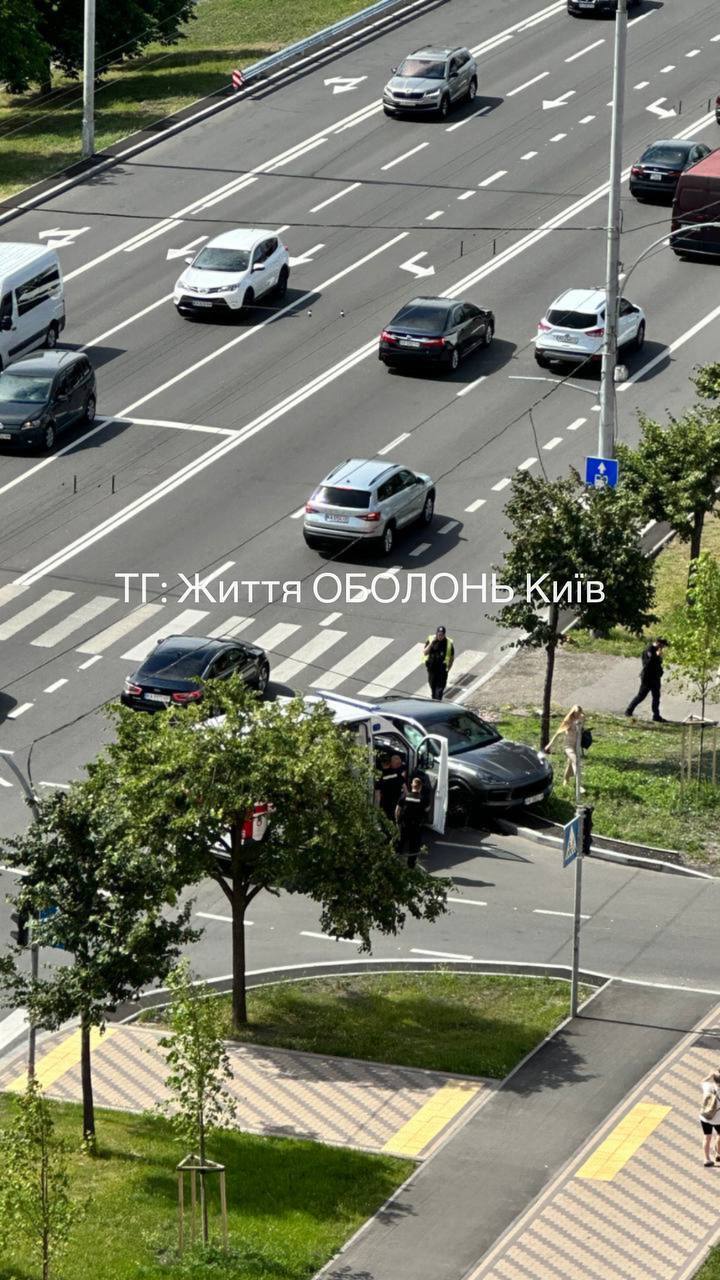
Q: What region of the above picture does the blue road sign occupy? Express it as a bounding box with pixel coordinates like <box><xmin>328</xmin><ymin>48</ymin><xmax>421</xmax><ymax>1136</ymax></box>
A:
<box><xmin>585</xmin><ymin>456</ymin><xmax>619</xmax><ymax>490</ymax></box>
<box><xmin>563</xmin><ymin>816</ymin><xmax>581</xmax><ymax>868</ymax></box>
<box><xmin>38</xmin><ymin>904</ymin><xmax>65</xmax><ymax>949</ymax></box>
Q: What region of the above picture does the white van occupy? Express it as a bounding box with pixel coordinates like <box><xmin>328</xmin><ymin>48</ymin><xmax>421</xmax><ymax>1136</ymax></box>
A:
<box><xmin>0</xmin><ymin>243</ymin><xmax>66</xmax><ymax>371</ymax></box>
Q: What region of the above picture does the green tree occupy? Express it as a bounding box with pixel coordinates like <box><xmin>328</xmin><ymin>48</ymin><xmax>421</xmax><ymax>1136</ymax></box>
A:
<box><xmin>34</xmin><ymin>0</ymin><xmax>196</xmax><ymax>83</ymax></box>
<box><xmin>0</xmin><ymin>1077</ymin><xmax>81</xmax><ymax>1280</ymax></box>
<box><xmin>493</xmin><ymin>471</ymin><xmax>655</xmax><ymax>749</ymax></box>
<box><xmin>666</xmin><ymin>552</ymin><xmax>720</xmax><ymax>733</ymax></box>
<box><xmin>159</xmin><ymin>961</ymin><xmax>237</xmax><ymax>1245</ymax></box>
<box><xmin>0</xmin><ymin>0</ymin><xmax>50</xmax><ymax>91</ymax></box>
<box><xmin>105</xmin><ymin>681</ymin><xmax>449</xmax><ymax>1030</ymax></box>
<box><xmin>0</xmin><ymin>779</ymin><xmax>197</xmax><ymax>1147</ymax></box>
<box><xmin>616</xmin><ymin>408</ymin><xmax>720</xmax><ymax>574</ymax></box>
<box><xmin>692</xmin><ymin>362</ymin><xmax>720</xmax><ymax>400</ymax></box>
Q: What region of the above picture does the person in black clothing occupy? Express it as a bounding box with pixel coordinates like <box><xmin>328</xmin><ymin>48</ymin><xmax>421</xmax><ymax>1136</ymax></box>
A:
<box><xmin>423</xmin><ymin>626</ymin><xmax>455</xmax><ymax>701</ymax></box>
<box><xmin>625</xmin><ymin>638</ymin><xmax>668</xmax><ymax>722</ymax></box>
<box><xmin>395</xmin><ymin>776</ymin><xmax>427</xmax><ymax>867</ymax></box>
<box><xmin>376</xmin><ymin>753</ymin><xmax>407</xmax><ymax>821</ymax></box>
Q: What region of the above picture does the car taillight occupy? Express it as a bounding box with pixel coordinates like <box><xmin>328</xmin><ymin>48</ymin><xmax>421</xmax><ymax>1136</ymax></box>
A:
<box><xmin>124</xmin><ymin>680</ymin><xmax>141</xmax><ymax>695</ymax></box>
<box><xmin>716</xmin><ymin>96</ymin><xmax>720</xmax><ymax>106</ymax></box>
<box><xmin>631</xmin><ymin>166</ymin><xmax>643</xmax><ymax>176</ymax></box>
<box><xmin>305</xmin><ymin>502</ymin><xmax>318</xmax><ymax>513</ymax></box>
<box><xmin>586</xmin><ymin>327</ymin><xmax>604</xmax><ymax>337</ymax></box>
<box><xmin>360</xmin><ymin>511</ymin><xmax>382</xmax><ymax>522</ymax></box>
<box><xmin>171</xmin><ymin>689</ymin><xmax>203</xmax><ymax>703</ymax></box>
<box><xmin>537</xmin><ymin>320</ymin><xmax>551</xmax><ymax>332</ymax></box>
<box><xmin>380</xmin><ymin>330</ymin><xmax>398</xmax><ymax>343</ymax></box>
<box><xmin>420</xmin><ymin>337</ymin><xmax>445</xmax><ymax>347</ymax></box>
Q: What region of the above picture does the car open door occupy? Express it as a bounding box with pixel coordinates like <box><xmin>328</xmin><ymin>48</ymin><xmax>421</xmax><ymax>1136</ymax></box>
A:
<box><xmin>415</xmin><ymin>734</ymin><xmax>449</xmax><ymax>834</ymax></box>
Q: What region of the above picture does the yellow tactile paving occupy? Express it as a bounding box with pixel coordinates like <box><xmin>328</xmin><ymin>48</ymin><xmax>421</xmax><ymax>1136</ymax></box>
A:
<box><xmin>5</xmin><ymin>1025</ymin><xmax>119</xmax><ymax>1093</ymax></box>
<box><xmin>381</xmin><ymin>1081</ymin><xmax>480</xmax><ymax>1157</ymax></box>
<box><xmin>576</xmin><ymin>1102</ymin><xmax>671</xmax><ymax>1182</ymax></box>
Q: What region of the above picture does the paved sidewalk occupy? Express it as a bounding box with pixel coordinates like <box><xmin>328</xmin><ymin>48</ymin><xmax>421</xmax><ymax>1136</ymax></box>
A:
<box><xmin>321</xmin><ymin>981</ymin><xmax>720</xmax><ymax>1280</ymax></box>
<box><xmin>0</xmin><ymin>1023</ymin><xmax>489</xmax><ymax>1159</ymax></box>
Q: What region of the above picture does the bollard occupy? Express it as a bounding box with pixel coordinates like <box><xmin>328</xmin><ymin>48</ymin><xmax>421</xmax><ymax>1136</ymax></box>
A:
<box><xmin>73</xmin><ymin>475</ymin><xmax>77</xmax><ymax>494</ymax></box>
<box><xmin>111</xmin><ymin>475</ymin><xmax>116</xmax><ymax>495</ymax></box>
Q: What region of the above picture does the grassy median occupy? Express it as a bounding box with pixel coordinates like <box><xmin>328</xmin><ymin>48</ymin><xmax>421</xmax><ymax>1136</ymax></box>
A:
<box><xmin>0</xmin><ymin>1098</ymin><xmax>409</xmax><ymax>1280</ymax></box>
<box><xmin>0</xmin><ymin>0</ymin><xmax>369</xmax><ymax>200</ymax></box>
<box><xmin>696</xmin><ymin>1247</ymin><xmax>720</xmax><ymax>1280</ymax></box>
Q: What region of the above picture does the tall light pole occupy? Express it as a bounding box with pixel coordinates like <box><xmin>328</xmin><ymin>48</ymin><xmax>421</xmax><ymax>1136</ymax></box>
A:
<box><xmin>598</xmin><ymin>0</ymin><xmax>628</xmax><ymax>460</ymax></box>
<box><xmin>82</xmin><ymin>0</ymin><xmax>96</xmax><ymax>159</ymax></box>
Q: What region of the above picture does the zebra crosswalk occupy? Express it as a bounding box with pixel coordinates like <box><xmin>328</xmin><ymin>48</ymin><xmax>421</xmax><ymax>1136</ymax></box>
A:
<box><xmin>0</xmin><ymin>585</ymin><xmax>491</xmax><ymax>703</ymax></box>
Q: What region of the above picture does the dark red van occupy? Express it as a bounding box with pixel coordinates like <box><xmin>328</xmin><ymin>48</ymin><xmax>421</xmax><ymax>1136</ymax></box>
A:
<box><xmin>671</xmin><ymin>149</ymin><xmax>720</xmax><ymax>257</ymax></box>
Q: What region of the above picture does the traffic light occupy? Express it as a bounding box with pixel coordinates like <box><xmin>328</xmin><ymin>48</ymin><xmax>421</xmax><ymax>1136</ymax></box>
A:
<box><xmin>582</xmin><ymin>805</ymin><xmax>594</xmax><ymax>856</ymax></box>
<box><xmin>10</xmin><ymin>908</ymin><xmax>29</xmax><ymax>947</ymax></box>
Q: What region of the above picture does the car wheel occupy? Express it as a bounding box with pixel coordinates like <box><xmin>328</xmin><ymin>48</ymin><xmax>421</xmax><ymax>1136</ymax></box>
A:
<box><xmin>466</xmin><ymin>77</ymin><xmax>477</xmax><ymax>103</ymax></box>
<box><xmin>42</xmin><ymin>422</ymin><xmax>56</xmax><ymax>452</ymax></box>
<box><xmin>45</xmin><ymin>322</ymin><xmax>59</xmax><ymax>349</ymax></box>
<box><xmin>242</xmin><ymin>288</ymin><xmax>255</xmax><ymax>308</ymax></box>
<box><xmin>438</xmin><ymin>95</ymin><xmax>450</xmax><ymax>120</ymax></box>
<box><xmin>380</xmin><ymin>523</ymin><xmax>395</xmax><ymax>556</ymax></box>
<box><xmin>420</xmin><ymin>492</ymin><xmax>435</xmax><ymax>526</ymax></box>
<box><xmin>84</xmin><ymin>394</ymin><xmax>96</xmax><ymax>423</ymax></box>
<box><xmin>483</xmin><ymin>322</ymin><xmax>494</xmax><ymax>347</ymax></box>
<box><xmin>535</xmin><ymin>352</ymin><xmax>549</xmax><ymax>368</ymax></box>
<box><xmin>447</xmin><ymin>347</ymin><xmax>460</xmax><ymax>372</ymax></box>
<box><xmin>275</xmin><ymin>266</ymin><xmax>289</xmax><ymax>299</ymax></box>
<box><xmin>634</xmin><ymin>320</ymin><xmax>646</xmax><ymax>351</ymax></box>
<box><xmin>256</xmin><ymin>662</ymin><xmax>270</xmax><ymax>695</ymax></box>
<box><xmin>448</xmin><ymin>785</ymin><xmax>473</xmax><ymax>828</ymax></box>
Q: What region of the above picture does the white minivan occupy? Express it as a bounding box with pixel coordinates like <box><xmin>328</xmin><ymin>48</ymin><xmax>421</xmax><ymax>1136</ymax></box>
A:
<box><xmin>0</xmin><ymin>243</ymin><xmax>66</xmax><ymax>371</ymax></box>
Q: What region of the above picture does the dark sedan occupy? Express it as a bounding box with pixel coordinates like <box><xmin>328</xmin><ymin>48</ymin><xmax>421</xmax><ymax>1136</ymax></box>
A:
<box><xmin>568</xmin><ymin>0</ymin><xmax>639</xmax><ymax>14</ymax></box>
<box><xmin>121</xmin><ymin>635</ymin><xmax>270</xmax><ymax>711</ymax></box>
<box><xmin>630</xmin><ymin>140</ymin><xmax>713</xmax><ymax>199</ymax></box>
<box><xmin>0</xmin><ymin>350</ymin><xmax>96</xmax><ymax>452</ymax></box>
<box><xmin>371</xmin><ymin>697</ymin><xmax>553</xmax><ymax>820</ymax></box>
<box><xmin>379</xmin><ymin>297</ymin><xmax>494</xmax><ymax>373</ymax></box>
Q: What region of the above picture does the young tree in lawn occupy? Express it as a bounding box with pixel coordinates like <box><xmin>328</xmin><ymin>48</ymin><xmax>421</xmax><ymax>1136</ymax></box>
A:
<box><xmin>159</xmin><ymin>961</ymin><xmax>237</xmax><ymax>1245</ymax></box>
<box><xmin>492</xmin><ymin>471</ymin><xmax>655</xmax><ymax>750</ymax></box>
<box><xmin>105</xmin><ymin>682</ymin><xmax>449</xmax><ymax>1030</ymax></box>
<box><xmin>0</xmin><ymin>1076</ymin><xmax>81</xmax><ymax>1280</ymax></box>
<box><xmin>0</xmin><ymin>779</ymin><xmax>197</xmax><ymax>1148</ymax></box>
<box><xmin>616</xmin><ymin>408</ymin><xmax>720</xmax><ymax>581</ymax></box>
<box><xmin>665</xmin><ymin>552</ymin><xmax>720</xmax><ymax>770</ymax></box>
<box><xmin>0</xmin><ymin>0</ymin><xmax>50</xmax><ymax>91</ymax></box>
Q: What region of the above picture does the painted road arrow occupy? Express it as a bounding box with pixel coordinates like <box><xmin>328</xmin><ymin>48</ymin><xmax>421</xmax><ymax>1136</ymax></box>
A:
<box><xmin>399</xmin><ymin>252</ymin><xmax>435</xmax><ymax>279</ymax></box>
<box><xmin>166</xmin><ymin>235</ymin><xmax>208</xmax><ymax>260</ymax></box>
<box><xmin>542</xmin><ymin>90</ymin><xmax>576</xmax><ymax>109</ymax></box>
<box><xmin>323</xmin><ymin>76</ymin><xmax>368</xmax><ymax>94</ymax></box>
<box><xmin>288</xmin><ymin>243</ymin><xmax>325</xmax><ymax>267</ymax></box>
<box><xmin>38</xmin><ymin>226</ymin><xmax>90</xmax><ymax>249</ymax></box>
<box><xmin>646</xmin><ymin>97</ymin><xmax>676</xmax><ymax>119</ymax></box>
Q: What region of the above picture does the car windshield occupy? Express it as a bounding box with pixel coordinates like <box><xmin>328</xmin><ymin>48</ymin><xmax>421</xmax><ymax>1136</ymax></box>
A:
<box><xmin>547</xmin><ymin>309</ymin><xmax>598</xmax><ymax>329</ymax></box>
<box><xmin>426</xmin><ymin>711</ymin><xmax>500</xmax><ymax>755</ymax></box>
<box><xmin>641</xmin><ymin>145</ymin><xmax>688</xmax><ymax>167</ymax></box>
<box><xmin>314</xmin><ymin>486</ymin><xmax>371</xmax><ymax>509</ymax></box>
<box><xmin>0</xmin><ymin>373</ymin><xmax>52</xmax><ymax>404</ymax></box>
<box><xmin>397</xmin><ymin>58</ymin><xmax>445</xmax><ymax>79</ymax></box>
<box><xmin>140</xmin><ymin>647</ymin><xmax>206</xmax><ymax>678</ymax></box>
<box><xmin>391</xmin><ymin>303</ymin><xmax>449</xmax><ymax>334</ymax></box>
<box><xmin>191</xmin><ymin>247</ymin><xmax>250</xmax><ymax>272</ymax></box>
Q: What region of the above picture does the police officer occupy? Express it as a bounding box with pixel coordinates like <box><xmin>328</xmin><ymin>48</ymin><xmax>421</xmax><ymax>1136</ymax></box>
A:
<box><xmin>376</xmin><ymin>752</ymin><xmax>407</xmax><ymax>821</ymax></box>
<box><xmin>625</xmin><ymin>638</ymin><xmax>668</xmax><ymax>722</ymax></box>
<box><xmin>395</xmin><ymin>776</ymin><xmax>427</xmax><ymax>867</ymax></box>
<box><xmin>423</xmin><ymin>625</ymin><xmax>455</xmax><ymax>700</ymax></box>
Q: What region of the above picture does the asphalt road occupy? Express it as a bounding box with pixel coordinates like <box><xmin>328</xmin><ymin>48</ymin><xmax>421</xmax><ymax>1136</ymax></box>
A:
<box><xmin>1</xmin><ymin>0</ymin><xmax>719</xmax><ymax>839</ymax></box>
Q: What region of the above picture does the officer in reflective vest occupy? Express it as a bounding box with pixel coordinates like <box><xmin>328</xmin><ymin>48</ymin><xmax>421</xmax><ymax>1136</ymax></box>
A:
<box><xmin>423</xmin><ymin>626</ymin><xmax>455</xmax><ymax>700</ymax></box>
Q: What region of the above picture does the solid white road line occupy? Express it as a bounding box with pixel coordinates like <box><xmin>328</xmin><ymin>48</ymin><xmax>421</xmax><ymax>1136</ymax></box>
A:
<box><xmin>491</xmin><ymin>478</ymin><xmax>511</xmax><ymax>491</ymax></box>
<box><xmin>207</xmin><ymin>616</ymin><xmax>252</xmax><ymax>638</ymax></box>
<box><xmin>378</xmin><ymin>432</ymin><xmax>410</xmax><ymax>454</ymax></box>
<box><xmin>507</xmin><ymin>71</ymin><xmax>549</xmax><ymax>96</ymax></box>
<box><xmin>7</xmin><ymin>703</ymin><xmax>33</xmax><ymax>719</ymax></box>
<box><xmin>85</xmin><ymin>294</ymin><xmax>177</xmax><ymax>345</ymax></box>
<box><xmin>619</xmin><ymin>301</ymin><xmax>720</xmax><ymax>394</ymax></box>
<box><xmin>565</xmin><ymin>38</ymin><xmax>604</xmax><ymax>62</ymax></box>
<box><xmin>410</xmin><ymin>948</ymin><xmax>474</xmax><ymax>961</ymax></box>
<box><xmin>301</xmin><ymin>931</ymin><xmax>361</xmax><ymax>944</ymax></box>
<box><xmin>359</xmin><ymin>646</ymin><xmax>423</xmax><ymax>697</ymax></box>
<box><xmin>465</xmin><ymin>498</ymin><xmax>486</xmax><ymax>512</ymax></box>
<box><xmin>534</xmin><ymin>908</ymin><xmax>591</xmax><ymax>920</ymax></box>
<box><xmin>76</xmin><ymin>603</ymin><xmax>164</xmax><ymax>655</ymax></box>
<box><xmin>320</xmin><ymin>612</ymin><xmax>343</xmax><ymax>627</ymax></box>
<box><xmin>196</xmin><ymin>912</ymin><xmax>253</xmax><ymax>925</ymax></box>
<box><xmin>252</xmin><ymin>623</ymin><xmax>301</xmax><ymax>653</ymax></box>
<box><xmin>310</xmin><ymin>182</ymin><xmax>362</xmax><ymax>213</ymax></box>
<box><xmin>118</xmin><ymin>417</ymin><xmax>236</xmax><ymax>436</ymax></box>
<box><xmin>43</xmin><ymin>679</ymin><xmax>68</xmax><ymax>694</ymax></box>
<box><xmin>381</xmin><ymin>142</ymin><xmax>428</xmax><ymax>171</ymax></box>
<box><xmin>543</xmin><ymin>436</ymin><xmax>563</xmax><ymax>450</ymax></box>
<box><xmin>31</xmin><ymin>596</ymin><xmax>116</xmax><ymax>648</ymax></box>
<box><xmin>0</xmin><ymin>591</ymin><xmax>73</xmax><ymax>641</ymax></box>
<box><xmin>478</xmin><ymin>170</ymin><xmax>507</xmax><ymax>187</ymax></box>
<box><xmin>448</xmin><ymin>897</ymin><xmax>487</xmax><ymax>907</ymax></box>
<box><xmin>121</xmin><ymin>609</ymin><xmax>209</xmax><ymax>662</ymax></box>
<box><xmin>270</xmin><ymin>629</ymin><xmax>346</xmax><ymax>685</ymax></box>
<box><xmin>310</xmin><ymin>635</ymin><xmax>392</xmax><ymax>690</ymax></box>
<box><xmin>456</xmin><ymin>374</ymin><xmax>486</xmax><ymax>397</ymax></box>
<box><xmin>566</xmin><ymin>417</ymin><xmax>587</xmax><ymax>431</ymax></box>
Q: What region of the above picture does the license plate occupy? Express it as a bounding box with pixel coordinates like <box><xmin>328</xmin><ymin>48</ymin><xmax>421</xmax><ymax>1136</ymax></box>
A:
<box><xmin>650</xmin><ymin>173</ymin><xmax>662</xmax><ymax>181</ymax></box>
<box><xmin>145</xmin><ymin>692</ymin><xmax>170</xmax><ymax>703</ymax></box>
<box><xmin>557</xmin><ymin>334</ymin><xmax>576</xmax><ymax>344</ymax></box>
<box><xmin>0</xmin><ymin>433</ymin><xmax>11</xmax><ymax>440</ymax></box>
<box><xmin>192</xmin><ymin>300</ymin><xmax>212</xmax><ymax>308</ymax></box>
<box><xmin>524</xmin><ymin>792</ymin><xmax>545</xmax><ymax>805</ymax></box>
<box><xmin>399</xmin><ymin>339</ymin><xmax>421</xmax><ymax>348</ymax></box>
<box><xmin>326</xmin><ymin>514</ymin><xmax>349</xmax><ymax>523</ymax></box>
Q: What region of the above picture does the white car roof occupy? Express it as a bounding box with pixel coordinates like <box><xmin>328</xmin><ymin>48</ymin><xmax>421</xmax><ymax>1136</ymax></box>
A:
<box><xmin>548</xmin><ymin>287</ymin><xmax>606</xmax><ymax>313</ymax></box>
<box><xmin>204</xmin><ymin>228</ymin><xmax>277</xmax><ymax>250</ymax></box>
<box><xmin>0</xmin><ymin>242</ymin><xmax>58</xmax><ymax>274</ymax></box>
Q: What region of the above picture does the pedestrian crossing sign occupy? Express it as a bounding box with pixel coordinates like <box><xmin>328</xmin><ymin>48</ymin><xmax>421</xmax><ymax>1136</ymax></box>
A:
<box><xmin>563</xmin><ymin>816</ymin><xmax>580</xmax><ymax>868</ymax></box>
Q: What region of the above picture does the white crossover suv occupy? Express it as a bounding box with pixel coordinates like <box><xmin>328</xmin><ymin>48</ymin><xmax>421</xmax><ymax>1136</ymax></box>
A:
<box><xmin>174</xmin><ymin>228</ymin><xmax>290</xmax><ymax>317</ymax></box>
<box><xmin>535</xmin><ymin>287</ymin><xmax>645</xmax><ymax>369</ymax></box>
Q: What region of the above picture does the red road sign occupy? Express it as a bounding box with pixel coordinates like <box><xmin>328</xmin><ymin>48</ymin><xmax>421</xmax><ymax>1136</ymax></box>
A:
<box><xmin>231</xmin><ymin>68</ymin><xmax>245</xmax><ymax>91</ymax></box>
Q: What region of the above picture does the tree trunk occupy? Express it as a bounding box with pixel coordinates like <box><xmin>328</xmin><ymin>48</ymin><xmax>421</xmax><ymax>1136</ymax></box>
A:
<box><xmin>540</xmin><ymin>604</ymin><xmax>560</xmax><ymax>752</ymax></box>
<box><xmin>231</xmin><ymin>884</ymin><xmax>248</xmax><ymax>1030</ymax></box>
<box><xmin>689</xmin><ymin>509</ymin><xmax>704</xmax><ymax>579</ymax></box>
<box><xmin>39</xmin><ymin>58</ymin><xmax>52</xmax><ymax>97</ymax></box>
<box><xmin>198</xmin><ymin>1110</ymin><xmax>209</xmax><ymax>1245</ymax></box>
<box><xmin>80</xmin><ymin>1017</ymin><xmax>96</xmax><ymax>1149</ymax></box>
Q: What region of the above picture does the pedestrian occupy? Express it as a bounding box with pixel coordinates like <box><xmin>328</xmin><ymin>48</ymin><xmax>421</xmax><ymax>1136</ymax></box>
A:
<box><xmin>699</xmin><ymin>1070</ymin><xmax>720</xmax><ymax>1166</ymax></box>
<box><xmin>395</xmin><ymin>775</ymin><xmax>427</xmax><ymax>867</ymax></box>
<box><xmin>423</xmin><ymin>626</ymin><xmax>455</xmax><ymax>700</ymax></box>
<box><xmin>625</xmin><ymin>638</ymin><xmax>668</xmax><ymax>722</ymax></box>
<box><xmin>376</xmin><ymin>752</ymin><xmax>407</xmax><ymax>822</ymax></box>
<box><xmin>544</xmin><ymin>705</ymin><xmax>586</xmax><ymax>792</ymax></box>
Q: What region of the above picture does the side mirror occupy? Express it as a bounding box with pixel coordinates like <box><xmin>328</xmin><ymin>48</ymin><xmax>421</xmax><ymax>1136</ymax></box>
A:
<box><xmin>252</xmin><ymin>263</ymin><xmax>265</xmax><ymax>272</ymax></box>
<box><xmin>185</xmin><ymin>256</ymin><xmax>194</xmax><ymax>264</ymax></box>
<box><xmin>1</xmin><ymin>316</ymin><xmax>12</xmax><ymax>330</ymax></box>
<box><xmin>391</xmin><ymin>66</ymin><xmax>397</xmax><ymax>73</ymax></box>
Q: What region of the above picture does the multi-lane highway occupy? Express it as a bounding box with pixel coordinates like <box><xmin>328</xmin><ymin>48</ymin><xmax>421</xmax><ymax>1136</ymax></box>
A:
<box><xmin>1</xmin><ymin>0</ymin><xmax>719</xmax><ymax>836</ymax></box>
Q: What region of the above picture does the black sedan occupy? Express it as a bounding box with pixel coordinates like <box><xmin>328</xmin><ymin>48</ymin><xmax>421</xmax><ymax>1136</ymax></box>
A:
<box><xmin>0</xmin><ymin>350</ymin><xmax>96</xmax><ymax>452</ymax></box>
<box><xmin>379</xmin><ymin>297</ymin><xmax>494</xmax><ymax>373</ymax></box>
<box><xmin>121</xmin><ymin>635</ymin><xmax>270</xmax><ymax>711</ymax></box>
<box><xmin>630</xmin><ymin>140</ymin><xmax>713</xmax><ymax>199</ymax></box>
<box><xmin>568</xmin><ymin>0</ymin><xmax>639</xmax><ymax>14</ymax></box>
<box><xmin>372</xmin><ymin>697</ymin><xmax>553</xmax><ymax>820</ymax></box>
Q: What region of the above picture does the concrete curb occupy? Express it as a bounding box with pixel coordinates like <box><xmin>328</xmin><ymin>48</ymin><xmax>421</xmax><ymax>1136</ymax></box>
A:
<box><xmin>493</xmin><ymin>816</ymin><xmax>714</xmax><ymax>879</ymax></box>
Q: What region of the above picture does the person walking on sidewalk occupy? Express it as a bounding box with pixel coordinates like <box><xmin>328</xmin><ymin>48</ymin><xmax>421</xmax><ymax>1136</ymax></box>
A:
<box><xmin>545</xmin><ymin>705</ymin><xmax>586</xmax><ymax>792</ymax></box>
<box><xmin>625</xmin><ymin>638</ymin><xmax>668</xmax><ymax>722</ymax></box>
<box><xmin>423</xmin><ymin>626</ymin><xmax>454</xmax><ymax>700</ymax></box>
<box><xmin>699</xmin><ymin>1070</ymin><xmax>720</xmax><ymax>1165</ymax></box>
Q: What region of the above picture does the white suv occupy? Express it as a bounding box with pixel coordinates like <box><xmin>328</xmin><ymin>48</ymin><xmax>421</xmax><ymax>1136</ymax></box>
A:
<box><xmin>174</xmin><ymin>228</ymin><xmax>290</xmax><ymax>317</ymax></box>
<box><xmin>535</xmin><ymin>287</ymin><xmax>645</xmax><ymax>369</ymax></box>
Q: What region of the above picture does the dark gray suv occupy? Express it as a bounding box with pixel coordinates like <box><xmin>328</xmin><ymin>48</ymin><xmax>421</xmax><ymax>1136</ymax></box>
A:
<box><xmin>383</xmin><ymin>47</ymin><xmax>477</xmax><ymax>120</ymax></box>
<box><xmin>303</xmin><ymin>458</ymin><xmax>435</xmax><ymax>557</ymax></box>
<box><xmin>0</xmin><ymin>350</ymin><xmax>96</xmax><ymax>452</ymax></box>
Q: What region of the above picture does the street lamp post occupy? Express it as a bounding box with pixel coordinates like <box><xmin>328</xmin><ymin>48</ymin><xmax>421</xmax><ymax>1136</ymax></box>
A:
<box><xmin>598</xmin><ymin>0</ymin><xmax>628</xmax><ymax>461</ymax></box>
<box><xmin>82</xmin><ymin>0</ymin><xmax>96</xmax><ymax>159</ymax></box>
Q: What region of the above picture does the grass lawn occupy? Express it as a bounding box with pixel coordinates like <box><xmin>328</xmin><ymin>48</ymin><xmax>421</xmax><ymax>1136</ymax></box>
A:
<box><xmin>569</xmin><ymin>521</ymin><xmax>720</xmax><ymax>658</ymax></box>
<box><xmin>0</xmin><ymin>0</ymin><xmax>368</xmax><ymax>199</ymax></box>
<box><xmin>148</xmin><ymin>972</ymin><xmax>587</xmax><ymax>1079</ymax></box>
<box><xmin>498</xmin><ymin>710</ymin><xmax>720</xmax><ymax>865</ymax></box>
<box><xmin>696</xmin><ymin>1246</ymin><xmax>720</xmax><ymax>1280</ymax></box>
<box><xmin>0</xmin><ymin>1097</ymin><xmax>409</xmax><ymax>1280</ymax></box>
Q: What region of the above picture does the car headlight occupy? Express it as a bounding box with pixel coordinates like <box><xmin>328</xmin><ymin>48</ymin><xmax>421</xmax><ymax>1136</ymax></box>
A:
<box><xmin>21</xmin><ymin>419</ymin><xmax>38</xmax><ymax>430</ymax></box>
<box><xmin>424</xmin><ymin>88</ymin><xmax>441</xmax><ymax>98</ymax></box>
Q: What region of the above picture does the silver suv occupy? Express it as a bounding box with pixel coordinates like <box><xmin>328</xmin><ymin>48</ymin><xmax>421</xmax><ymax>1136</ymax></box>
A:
<box><xmin>303</xmin><ymin>459</ymin><xmax>436</xmax><ymax>557</ymax></box>
<box><xmin>383</xmin><ymin>47</ymin><xmax>477</xmax><ymax>121</ymax></box>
